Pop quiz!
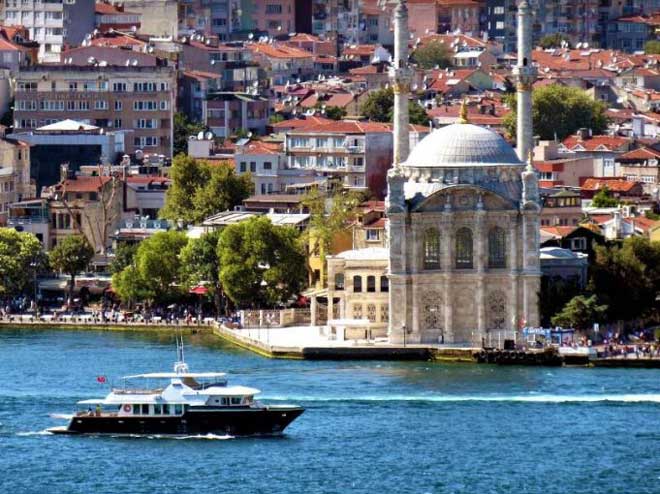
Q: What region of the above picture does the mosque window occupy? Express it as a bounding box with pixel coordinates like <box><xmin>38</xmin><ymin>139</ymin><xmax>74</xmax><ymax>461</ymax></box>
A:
<box><xmin>380</xmin><ymin>276</ymin><xmax>389</xmax><ymax>292</ymax></box>
<box><xmin>353</xmin><ymin>275</ymin><xmax>362</xmax><ymax>292</ymax></box>
<box><xmin>488</xmin><ymin>227</ymin><xmax>507</xmax><ymax>268</ymax></box>
<box><xmin>334</xmin><ymin>273</ymin><xmax>344</xmax><ymax>290</ymax></box>
<box><xmin>367</xmin><ymin>276</ymin><xmax>376</xmax><ymax>292</ymax></box>
<box><xmin>455</xmin><ymin>228</ymin><xmax>473</xmax><ymax>269</ymax></box>
<box><xmin>423</xmin><ymin>228</ymin><xmax>441</xmax><ymax>270</ymax></box>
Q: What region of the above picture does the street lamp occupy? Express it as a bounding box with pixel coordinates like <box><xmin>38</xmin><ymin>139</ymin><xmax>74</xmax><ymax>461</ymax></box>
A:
<box><xmin>402</xmin><ymin>323</ymin><xmax>407</xmax><ymax>348</ymax></box>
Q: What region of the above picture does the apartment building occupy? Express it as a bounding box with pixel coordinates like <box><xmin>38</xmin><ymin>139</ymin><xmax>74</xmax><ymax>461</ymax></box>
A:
<box><xmin>617</xmin><ymin>146</ymin><xmax>660</xmax><ymax>194</ymax></box>
<box><xmin>0</xmin><ymin>137</ymin><xmax>33</xmax><ymax>222</ymax></box>
<box><xmin>13</xmin><ymin>65</ymin><xmax>175</xmax><ymax>157</ymax></box>
<box><xmin>284</xmin><ymin>120</ymin><xmax>394</xmax><ymax>198</ymax></box>
<box><xmin>2</xmin><ymin>0</ymin><xmax>95</xmax><ymax>62</ymax></box>
<box><xmin>203</xmin><ymin>91</ymin><xmax>269</xmax><ymax>137</ymax></box>
<box><xmin>94</xmin><ymin>1</ymin><xmax>141</xmax><ymax>32</ymax></box>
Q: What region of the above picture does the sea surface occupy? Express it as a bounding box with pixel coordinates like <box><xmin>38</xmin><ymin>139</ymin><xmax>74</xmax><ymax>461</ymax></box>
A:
<box><xmin>1</xmin><ymin>329</ymin><xmax>659</xmax><ymax>494</ymax></box>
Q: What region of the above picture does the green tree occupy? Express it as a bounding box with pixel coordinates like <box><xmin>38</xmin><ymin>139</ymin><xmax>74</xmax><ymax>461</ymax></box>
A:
<box><xmin>551</xmin><ymin>294</ymin><xmax>608</xmax><ymax>330</ymax></box>
<box><xmin>160</xmin><ymin>155</ymin><xmax>252</xmax><ymax>224</ymax></box>
<box><xmin>503</xmin><ymin>85</ymin><xmax>609</xmax><ymax>140</ymax></box>
<box><xmin>191</xmin><ymin>163</ymin><xmax>253</xmax><ymax>222</ymax></box>
<box><xmin>645</xmin><ymin>40</ymin><xmax>660</xmax><ymax>55</ymax></box>
<box><xmin>539</xmin><ymin>275</ymin><xmax>581</xmax><ymax>327</ymax></box>
<box><xmin>173</xmin><ymin>112</ymin><xmax>205</xmax><ymax>157</ymax></box>
<box><xmin>49</xmin><ymin>235</ymin><xmax>94</xmax><ymax>307</ymax></box>
<box><xmin>111</xmin><ymin>265</ymin><xmax>151</xmax><ymax>309</ymax></box>
<box><xmin>412</xmin><ymin>40</ymin><xmax>452</xmax><ymax>69</ymax></box>
<box><xmin>538</xmin><ymin>33</ymin><xmax>571</xmax><ymax>49</ymax></box>
<box><xmin>302</xmin><ymin>190</ymin><xmax>364</xmax><ymax>278</ymax></box>
<box><xmin>591</xmin><ymin>186</ymin><xmax>619</xmax><ymax>208</ymax></box>
<box><xmin>325</xmin><ymin>106</ymin><xmax>347</xmax><ymax>120</ymax></box>
<box><xmin>0</xmin><ymin>229</ymin><xmax>46</xmax><ymax>297</ymax></box>
<box><xmin>361</xmin><ymin>87</ymin><xmax>429</xmax><ymax>125</ymax></box>
<box><xmin>133</xmin><ymin>231</ymin><xmax>188</xmax><ymax>304</ymax></box>
<box><xmin>110</xmin><ymin>242</ymin><xmax>138</xmax><ymax>274</ymax></box>
<box><xmin>269</xmin><ymin>113</ymin><xmax>285</xmax><ymax>124</ymax></box>
<box><xmin>218</xmin><ymin>216</ymin><xmax>306</xmax><ymax>307</ymax></box>
<box><xmin>180</xmin><ymin>230</ymin><xmax>225</xmax><ymax>315</ymax></box>
<box><xmin>589</xmin><ymin>238</ymin><xmax>660</xmax><ymax>324</ymax></box>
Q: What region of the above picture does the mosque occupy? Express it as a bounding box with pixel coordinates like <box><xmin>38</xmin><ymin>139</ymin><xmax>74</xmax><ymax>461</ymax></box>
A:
<box><xmin>384</xmin><ymin>0</ymin><xmax>541</xmax><ymax>346</ymax></box>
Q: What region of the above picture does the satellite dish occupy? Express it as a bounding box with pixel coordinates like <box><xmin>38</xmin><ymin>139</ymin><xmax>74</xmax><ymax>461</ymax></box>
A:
<box><xmin>87</xmin><ymin>56</ymin><xmax>96</xmax><ymax>64</ymax></box>
<box><xmin>252</xmin><ymin>80</ymin><xmax>258</xmax><ymax>87</ymax></box>
<box><xmin>211</xmin><ymin>60</ymin><xmax>216</xmax><ymax>65</ymax></box>
<box><xmin>148</xmin><ymin>46</ymin><xmax>154</xmax><ymax>53</ymax></box>
<box><xmin>131</xmin><ymin>25</ymin><xmax>137</xmax><ymax>33</ymax></box>
<box><xmin>205</xmin><ymin>131</ymin><xmax>213</xmax><ymax>140</ymax></box>
<box><xmin>131</xmin><ymin>59</ymin><xmax>138</xmax><ymax>66</ymax></box>
<box><xmin>197</xmin><ymin>131</ymin><xmax>205</xmax><ymax>140</ymax></box>
<box><xmin>248</xmin><ymin>33</ymin><xmax>254</xmax><ymax>40</ymax></box>
<box><xmin>247</xmin><ymin>131</ymin><xmax>253</xmax><ymax>138</ymax></box>
<box><xmin>125</xmin><ymin>59</ymin><xmax>130</xmax><ymax>66</ymax></box>
<box><xmin>181</xmin><ymin>36</ymin><xmax>187</xmax><ymax>43</ymax></box>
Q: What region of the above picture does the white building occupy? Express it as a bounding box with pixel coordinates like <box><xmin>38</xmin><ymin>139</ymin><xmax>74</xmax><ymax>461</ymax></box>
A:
<box><xmin>3</xmin><ymin>0</ymin><xmax>95</xmax><ymax>63</ymax></box>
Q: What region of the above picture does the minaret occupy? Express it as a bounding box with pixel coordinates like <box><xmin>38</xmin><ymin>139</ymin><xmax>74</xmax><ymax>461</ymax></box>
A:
<box><xmin>512</xmin><ymin>0</ymin><xmax>537</xmax><ymax>162</ymax></box>
<box><xmin>389</xmin><ymin>0</ymin><xmax>412</xmax><ymax>167</ymax></box>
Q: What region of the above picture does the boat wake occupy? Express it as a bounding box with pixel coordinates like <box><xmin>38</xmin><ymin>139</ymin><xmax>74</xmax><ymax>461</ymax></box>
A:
<box><xmin>49</xmin><ymin>413</ymin><xmax>73</xmax><ymax>420</ymax></box>
<box><xmin>263</xmin><ymin>393</ymin><xmax>660</xmax><ymax>404</ymax></box>
<box><xmin>16</xmin><ymin>429</ymin><xmax>54</xmax><ymax>436</ymax></box>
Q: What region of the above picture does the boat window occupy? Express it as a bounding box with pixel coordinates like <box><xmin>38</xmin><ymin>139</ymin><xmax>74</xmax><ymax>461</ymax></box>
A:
<box><xmin>154</xmin><ymin>404</ymin><xmax>162</xmax><ymax>415</ymax></box>
<box><xmin>132</xmin><ymin>405</ymin><xmax>139</xmax><ymax>415</ymax></box>
<box><xmin>141</xmin><ymin>404</ymin><xmax>149</xmax><ymax>415</ymax></box>
<box><xmin>174</xmin><ymin>404</ymin><xmax>183</xmax><ymax>415</ymax></box>
<box><xmin>231</xmin><ymin>397</ymin><xmax>242</xmax><ymax>405</ymax></box>
<box><xmin>221</xmin><ymin>397</ymin><xmax>228</xmax><ymax>406</ymax></box>
<box><xmin>162</xmin><ymin>404</ymin><xmax>170</xmax><ymax>415</ymax></box>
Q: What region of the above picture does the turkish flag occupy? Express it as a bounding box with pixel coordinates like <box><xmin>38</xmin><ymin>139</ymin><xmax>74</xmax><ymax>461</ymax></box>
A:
<box><xmin>97</xmin><ymin>376</ymin><xmax>106</xmax><ymax>383</ymax></box>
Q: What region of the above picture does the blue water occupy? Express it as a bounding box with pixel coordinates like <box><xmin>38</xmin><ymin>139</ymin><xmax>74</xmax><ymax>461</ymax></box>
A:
<box><xmin>1</xmin><ymin>329</ymin><xmax>659</xmax><ymax>494</ymax></box>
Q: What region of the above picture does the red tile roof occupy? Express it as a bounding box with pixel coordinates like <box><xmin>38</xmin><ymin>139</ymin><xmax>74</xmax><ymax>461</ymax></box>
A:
<box><xmin>581</xmin><ymin>178</ymin><xmax>639</xmax><ymax>193</ymax></box>
<box><xmin>562</xmin><ymin>135</ymin><xmax>629</xmax><ymax>152</ymax></box>
<box><xmin>248</xmin><ymin>43</ymin><xmax>313</xmax><ymax>59</ymax></box>
<box><xmin>616</xmin><ymin>147</ymin><xmax>660</xmax><ymax>161</ymax></box>
<box><xmin>95</xmin><ymin>2</ymin><xmax>138</xmax><ymax>15</ymax></box>
<box><xmin>540</xmin><ymin>226</ymin><xmax>577</xmax><ymax>238</ymax></box>
<box><xmin>58</xmin><ymin>176</ymin><xmax>113</xmax><ymax>193</ymax></box>
<box><xmin>237</xmin><ymin>140</ymin><xmax>282</xmax><ymax>155</ymax></box>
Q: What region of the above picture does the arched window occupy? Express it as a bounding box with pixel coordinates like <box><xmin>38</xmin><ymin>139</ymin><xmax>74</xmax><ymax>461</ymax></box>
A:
<box><xmin>455</xmin><ymin>227</ymin><xmax>473</xmax><ymax>269</ymax></box>
<box><xmin>423</xmin><ymin>227</ymin><xmax>440</xmax><ymax>270</ymax></box>
<box><xmin>488</xmin><ymin>226</ymin><xmax>507</xmax><ymax>268</ymax></box>
<box><xmin>380</xmin><ymin>276</ymin><xmax>389</xmax><ymax>292</ymax></box>
<box><xmin>334</xmin><ymin>273</ymin><xmax>344</xmax><ymax>290</ymax></box>
<box><xmin>367</xmin><ymin>275</ymin><xmax>376</xmax><ymax>292</ymax></box>
<box><xmin>353</xmin><ymin>275</ymin><xmax>362</xmax><ymax>292</ymax></box>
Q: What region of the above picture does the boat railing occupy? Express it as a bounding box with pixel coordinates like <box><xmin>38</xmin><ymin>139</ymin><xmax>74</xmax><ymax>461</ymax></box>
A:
<box><xmin>112</xmin><ymin>388</ymin><xmax>164</xmax><ymax>395</ymax></box>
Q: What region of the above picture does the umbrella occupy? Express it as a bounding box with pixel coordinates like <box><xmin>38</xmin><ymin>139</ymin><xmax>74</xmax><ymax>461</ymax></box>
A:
<box><xmin>189</xmin><ymin>286</ymin><xmax>209</xmax><ymax>295</ymax></box>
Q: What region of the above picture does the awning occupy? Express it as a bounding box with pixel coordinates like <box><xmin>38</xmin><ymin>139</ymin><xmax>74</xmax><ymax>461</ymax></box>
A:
<box><xmin>189</xmin><ymin>286</ymin><xmax>209</xmax><ymax>295</ymax></box>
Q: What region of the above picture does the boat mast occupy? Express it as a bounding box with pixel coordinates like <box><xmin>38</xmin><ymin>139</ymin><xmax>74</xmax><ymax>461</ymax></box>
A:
<box><xmin>174</xmin><ymin>331</ymin><xmax>189</xmax><ymax>375</ymax></box>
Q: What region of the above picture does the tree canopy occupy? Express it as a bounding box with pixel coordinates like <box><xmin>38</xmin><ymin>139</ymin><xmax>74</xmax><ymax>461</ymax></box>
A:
<box><xmin>538</xmin><ymin>33</ymin><xmax>571</xmax><ymax>49</ymax></box>
<box><xmin>645</xmin><ymin>40</ymin><xmax>660</xmax><ymax>55</ymax></box>
<box><xmin>591</xmin><ymin>186</ymin><xmax>619</xmax><ymax>208</ymax></box>
<box><xmin>325</xmin><ymin>106</ymin><xmax>347</xmax><ymax>120</ymax></box>
<box><xmin>218</xmin><ymin>216</ymin><xmax>307</xmax><ymax>308</ymax></box>
<box><xmin>0</xmin><ymin>229</ymin><xmax>46</xmax><ymax>296</ymax></box>
<box><xmin>412</xmin><ymin>40</ymin><xmax>452</xmax><ymax>69</ymax></box>
<box><xmin>503</xmin><ymin>84</ymin><xmax>609</xmax><ymax>140</ymax></box>
<box><xmin>110</xmin><ymin>242</ymin><xmax>138</xmax><ymax>274</ymax></box>
<box><xmin>589</xmin><ymin>237</ymin><xmax>660</xmax><ymax>324</ymax></box>
<box><xmin>180</xmin><ymin>230</ymin><xmax>225</xmax><ymax>314</ymax></box>
<box><xmin>173</xmin><ymin>112</ymin><xmax>205</xmax><ymax>157</ymax></box>
<box><xmin>360</xmin><ymin>87</ymin><xmax>430</xmax><ymax>126</ymax></box>
<box><xmin>160</xmin><ymin>155</ymin><xmax>253</xmax><ymax>224</ymax></box>
<box><xmin>133</xmin><ymin>230</ymin><xmax>188</xmax><ymax>303</ymax></box>
<box><xmin>551</xmin><ymin>295</ymin><xmax>608</xmax><ymax>330</ymax></box>
<box><xmin>49</xmin><ymin>235</ymin><xmax>94</xmax><ymax>306</ymax></box>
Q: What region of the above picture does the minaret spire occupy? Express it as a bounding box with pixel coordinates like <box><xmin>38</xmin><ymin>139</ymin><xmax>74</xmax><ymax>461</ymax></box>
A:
<box><xmin>513</xmin><ymin>0</ymin><xmax>537</xmax><ymax>162</ymax></box>
<box><xmin>388</xmin><ymin>0</ymin><xmax>412</xmax><ymax>167</ymax></box>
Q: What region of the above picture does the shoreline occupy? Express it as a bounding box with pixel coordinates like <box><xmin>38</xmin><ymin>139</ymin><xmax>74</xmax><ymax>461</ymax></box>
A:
<box><xmin>0</xmin><ymin>320</ymin><xmax>215</xmax><ymax>334</ymax></box>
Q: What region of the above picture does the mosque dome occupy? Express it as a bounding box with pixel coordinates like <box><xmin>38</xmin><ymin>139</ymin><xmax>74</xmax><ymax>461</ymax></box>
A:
<box><xmin>404</xmin><ymin>123</ymin><xmax>522</xmax><ymax>168</ymax></box>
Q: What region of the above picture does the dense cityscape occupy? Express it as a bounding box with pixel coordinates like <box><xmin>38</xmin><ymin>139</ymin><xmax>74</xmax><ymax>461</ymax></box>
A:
<box><xmin>0</xmin><ymin>1</ymin><xmax>659</xmax><ymax>492</ymax></box>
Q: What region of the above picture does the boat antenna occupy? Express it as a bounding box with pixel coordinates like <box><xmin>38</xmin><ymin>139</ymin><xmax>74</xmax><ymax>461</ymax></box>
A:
<box><xmin>174</xmin><ymin>330</ymin><xmax>189</xmax><ymax>375</ymax></box>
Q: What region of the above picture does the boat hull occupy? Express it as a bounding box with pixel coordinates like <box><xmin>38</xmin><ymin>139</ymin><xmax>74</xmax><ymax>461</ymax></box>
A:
<box><xmin>53</xmin><ymin>406</ymin><xmax>304</xmax><ymax>436</ymax></box>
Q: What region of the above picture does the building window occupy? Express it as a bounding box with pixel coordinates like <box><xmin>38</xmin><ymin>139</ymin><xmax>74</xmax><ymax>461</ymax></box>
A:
<box><xmin>366</xmin><ymin>303</ymin><xmax>376</xmax><ymax>322</ymax></box>
<box><xmin>423</xmin><ymin>227</ymin><xmax>440</xmax><ymax>270</ymax></box>
<box><xmin>380</xmin><ymin>276</ymin><xmax>388</xmax><ymax>292</ymax></box>
<box><xmin>455</xmin><ymin>227</ymin><xmax>473</xmax><ymax>269</ymax></box>
<box><xmin>239</xmin><ymin>162</ymin><xmax>246</xmax><ymax>172</ymax></box>
<box><xmin>250</xmin><ymin>162</ymin><xmax>256</xmax><ymax>172</ymax></box>
<box><xmin>366</xmin><ymin>229</ymin><xmax>380</xmax><ymax>241</ymax></box>
<box><xmin>380</xmin><ymin>304</ymin><xmax>389</xmax><ymax>323</ymax></box>
<box><xmin>263</xmin><ymin>161</ymin><xmax>272</xmax><ymax>170</ymax></box>
<box><xmin>334</xmin><ymin>273</ymin><xmax>344</xmax><ymax>290</ymax></box>
<box><xmin>488</xmin><ymin>226</ymin><xmax>506</xmax><ymax>268</ymax></box>
<box><xmin>367</xmin><ymin>275</ymin><xmax>376</xmax><ymax>293</ymax></box>
<box><xmin>353</xmin><ymin>275</ymin><xmax>362</xmax><ymax>292</ymax></box>
<box><xmin>570</xmin><ymin>237</ymin><xmax>587</xmax><ymax>251</ymax></box>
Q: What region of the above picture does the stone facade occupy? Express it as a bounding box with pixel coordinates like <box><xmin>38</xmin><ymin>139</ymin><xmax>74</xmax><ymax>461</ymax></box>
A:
<box><xmin>386</xmin><ymin>124</ymin><xmax>541</xmax><ymax>347</ymax></box>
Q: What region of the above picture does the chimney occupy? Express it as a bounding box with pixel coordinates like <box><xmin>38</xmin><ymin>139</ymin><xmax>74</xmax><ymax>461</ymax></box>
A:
<box><xmin>577</xmin><ymin>128</ymin><xmax>589</xmax><ymax>141</ymax></box>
